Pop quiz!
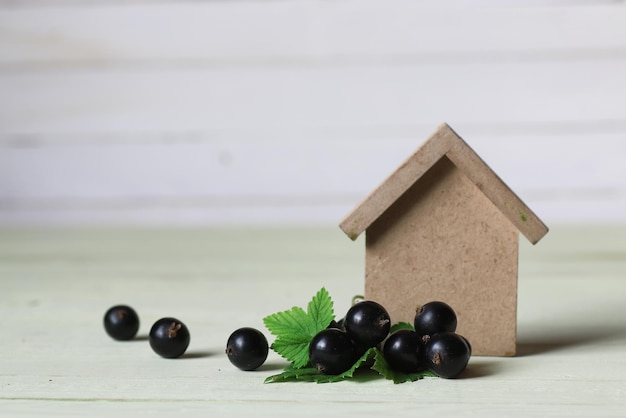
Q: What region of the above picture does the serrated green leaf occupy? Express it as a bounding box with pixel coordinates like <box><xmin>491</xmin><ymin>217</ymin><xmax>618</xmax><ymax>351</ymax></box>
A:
<box><xmin>263</xmin><ymin>306</ymin><xmax>315</xmax><ymax>338</ymax></box>
<box><xmin>263</xmin><ymin>307</ymin><xmax>314</xmax><ymax>367</ymax></box>
<box><xmin>307</xmin><ymin>288</ymin><xmax>335</xmax><ymax>332</ymax></box>
<box><xmin>262</xmin><ymin>287</ymin><xmax>335</xmax><ymax>369</ymax></box>
<box><xmin>371</xmin><ymin>347</ymin><xmax>437</xmax><ymax>384</ymax></box>
<box><xmin>264</xmin><ymin>366</ymin><xmax>320</xmax><ymax>383</ymax></box>
<box><xmin>270</xmin><ymin>341</ymin><xmax>310</xmax><ymax>368</ymax></box>
<box><xmin>389</xmin><ymin>322</ymin><xmax>415</xmax><ymax>334</ymax></box>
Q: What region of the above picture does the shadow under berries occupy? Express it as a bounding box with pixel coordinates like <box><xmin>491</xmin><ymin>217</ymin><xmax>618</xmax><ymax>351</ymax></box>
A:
<box><xmin>131</xmin><ymin>335</ymin><xmax>149</xmax><ymax>342</ymax></box>
<box><xmin>456</xmin><ymin>360</ymin><xmax>502</xmax><ymax>379</ymax></box>
<box><xmin>348</xmin><ymin>367</ymin><xmax>384</xmax><ymax>383</ymax></box>
<box><xmin>255</xmin><ymin>360</ymin><xmax>288</xmax><ymax>372</ymax></box>
<box><xmin>180</xmin><ymin>350</ymin><xmax>215</xmax><ymax>359</ymax></box>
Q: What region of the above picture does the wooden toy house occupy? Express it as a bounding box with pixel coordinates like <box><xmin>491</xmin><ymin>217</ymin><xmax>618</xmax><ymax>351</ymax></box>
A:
<box><xmin>339</xmin><ymin>123</ymin><xmax>548</xmax><ymax>356</ymax></box>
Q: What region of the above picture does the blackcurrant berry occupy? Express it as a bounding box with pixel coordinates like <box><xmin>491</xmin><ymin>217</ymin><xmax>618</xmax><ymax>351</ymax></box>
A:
<box><xmin>309</xmin><ymin>328</ymin><xmax>358</xmax><ymax>375</ymax></box>
<box><xmin>414</xmin><ymin>301</ymin><xmax>457</xmax><ymax>336</ymax></box>
<box><xmin>344</xmin><ymin>300</ymin><xmax>391</xmax><ymax>348</ymax></box>
<box><xmin>459</xmin><ymin>334</ymin><xmax>472</xmax><ymax>356</ymax></box>
<box><xmin>336</xmin><ymin>317</ymin><xmax>345</xmax><ymax>330</ymax></box>
<box><xmin>424</xmin><ymin>332</ymin><xmax>471</xmax><ymax>378</ymax></box>
<box><xmin>149</xmin><ymin>317</ymin><xmax>190</xmax><ymax>358</ymax></box>
<box><xmin>103</xmin><ymin>305</ymin><xmax>140</xmax><ymax>341</ymax></box>
<box><xmin>383</xmin><ymin>330</ymin><xmax>426</xmax><ymax>373</ymax></box>
<box><xmin>226</xmin><ymin>327</ymin><xmax>269</xmax><ymax>371</ymax></box>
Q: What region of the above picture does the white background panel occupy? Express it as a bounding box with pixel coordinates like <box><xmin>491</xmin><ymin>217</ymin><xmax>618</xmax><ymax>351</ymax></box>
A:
<box><xmin>1</xmin><ymin>1</ymin><xmax>625</xmax><ymax>226</ymax></box>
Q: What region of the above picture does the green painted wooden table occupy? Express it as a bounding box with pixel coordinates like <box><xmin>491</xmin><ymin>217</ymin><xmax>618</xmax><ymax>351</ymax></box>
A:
<box><xmin>1</xmin><ymin>225</ymin><xmax>625</xmax><ymax>417</ymax></box>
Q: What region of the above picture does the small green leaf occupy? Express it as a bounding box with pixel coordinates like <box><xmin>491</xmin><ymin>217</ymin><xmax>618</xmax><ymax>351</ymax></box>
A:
<box><xmin>307</xmin><ymin>288</ymin><xmax>335</xmax><ymax>332</ymax></box>
<box><xmin>270</xmin><ymin>341</ymin><xmax>309</xmax><ymax>367</ymax></box>
<box><xmin>371</xmin><ymin>348</ymin><xmax>437</xmax><ymax>384</ymax></box>
<box><xmin>389</xmin><ymin>322</ymin><xmax>415</xmax><ymax>334</ymax></box>
<box><xmin>262</xmin><ymin>287</ymin><xmax>335</xmax><ymax>369</ymax></box>
<box><xmin>264</xmin><ymin>366</ymin><xmax>320</xmax><ymax>383</ymax></box>
<box><xmin>264</xmin><ymin>306</ymin><xmax>315</xmax><ymax>338</ymax></box>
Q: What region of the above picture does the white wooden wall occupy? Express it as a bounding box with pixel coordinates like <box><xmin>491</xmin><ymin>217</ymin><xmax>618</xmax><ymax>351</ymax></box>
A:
<box><xmin>1</xmin><ymin>1</ymin><xmax>625</xmax><ymax>227</ymax></box>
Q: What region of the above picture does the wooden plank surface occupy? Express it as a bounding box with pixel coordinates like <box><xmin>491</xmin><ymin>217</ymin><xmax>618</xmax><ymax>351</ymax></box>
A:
<box><xmin>2</xmin><ymin>2</ymin><xmax>626</xmax><ymax>65</ymax></box>
<box><xmin>1</xmin><ymin>225</ymin><xmax>625</xmax><ymax>417</ymax></box>
<box><xmin>1</xmin><ymin>2</ymin><xmax>626</xmax><ymax>227</ymax></box>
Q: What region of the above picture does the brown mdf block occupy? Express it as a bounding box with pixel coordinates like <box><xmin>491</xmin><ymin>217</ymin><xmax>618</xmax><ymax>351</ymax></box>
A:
<box><xmin>365</xmin><ymin>157</ymin><xmax>519</xmax><ymax>356</ymax></box>
<box><xmin>340</xmin><ymin>123</ymin><xmax>548</xmax><ymax>356</ymax></box>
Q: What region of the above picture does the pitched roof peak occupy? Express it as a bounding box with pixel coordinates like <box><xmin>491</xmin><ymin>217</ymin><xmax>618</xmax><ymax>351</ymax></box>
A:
<box><xmin>339</xmin><ymin>123</ymin><xmax>548</xmax><ymax>244</ymax></box>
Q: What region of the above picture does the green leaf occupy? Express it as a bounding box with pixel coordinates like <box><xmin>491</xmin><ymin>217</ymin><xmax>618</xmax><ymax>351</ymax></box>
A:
<box><xmin>264</xmin><ymin>306</ymin><xmax>315</xmax><ymax>339</ymax></box>
<box><xmin>265</xmin><ymin>347</ymin><xmax>378</xmax><ymax>384</ymax></box>
<box><xmin>371</xmin><ymin>348</ymin><xmax>437</xmax><ymax>384</ymax></box>
<box><xmin>389</xmin><ymin>322</ymin><xmax>415</xmax><ymax>334</ymax></box>
<box><xmin>263</xmin><ymin>287</ymin><xmax>335</xmax><ymax>369</ymax></box>
<box><xmin>264</xmin><ymin>366</ymin><xmax>320</xmax><ymax>383</ymax></box>
<box><xmin>307</xmin><ymin>288</ymin><xmax>335</xmax><ymax>332</ymax></box>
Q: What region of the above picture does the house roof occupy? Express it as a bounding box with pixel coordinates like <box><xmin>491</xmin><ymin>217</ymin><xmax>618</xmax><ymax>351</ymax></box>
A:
<box><xmin>339</xmin><ymin>123</ymin><xmax>549</xmax><ymax>245</ymax></box>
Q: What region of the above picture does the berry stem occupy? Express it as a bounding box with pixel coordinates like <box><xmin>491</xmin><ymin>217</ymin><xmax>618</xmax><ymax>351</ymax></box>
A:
<box><xmin>167</xmin><ymin>322</ymin><xmax>182</xmax><ymax>338</ymax></box>
<box><xmin>351</xmin><ymin>295</ymin><xmax>365</xmax><ymax>306</ymax></box>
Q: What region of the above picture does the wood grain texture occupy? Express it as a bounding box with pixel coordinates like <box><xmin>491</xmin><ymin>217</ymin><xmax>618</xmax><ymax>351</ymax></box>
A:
<box><xmin>1</xmin><ymin>2</ymin><xmax>626</xmax><ymax>226</ymax></box>
<box><xmin>1</xmin><ymin>225</ymin><xmax>626</xmax><ymax>416</ymax></box>
<box><xmin>2</xmin><ymin>1</ymin><xmax>626</xmax><ymax>67</ymax></box>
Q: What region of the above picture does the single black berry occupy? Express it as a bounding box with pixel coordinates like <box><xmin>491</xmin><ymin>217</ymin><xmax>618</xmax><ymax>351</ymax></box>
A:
<box><xmin>103</xmin><ymin>305</ymin><xmax>140</xmax><ymax>341</ymax></box>
<box><xmin>459</xmin><ymin>334</ymin><xmax>472</xmax><ymax>356</ymax></box>
<box><xmin>424</xmin><ymin>332</ymin><xmax>471</xmax><ymax>378</ymax></box>
<box><xmin>344</xmin><ymin>300</ymin><xmax>391</xmax><ymax>348</ymax></box>
<box><xmin>383</xmin><ymin>329</ymin><xmax>426</xmax><ymax>373</ymax></box>
<box><xmin>309</xmin><ymin>328</ymin><xmax>358</xmax><ymax>375</ymax></box>
<box><xmin>414</xmin><ymin>301</ymin><xmax>457</xmax><ymax>336</ymax></box>
<box><xmin>149</xmin><ymin>317</ymin><xmax>190</xmax><ymax>358</ymax></box>
<box><xmin>336</xmin><ymin>317</ymin><xmax>345</xmax><ymax>330</ymax></box>
<box><xmin>226</xmin><ymin>327</ymin><xmax>269</xmax><ymax>371</ymax></box>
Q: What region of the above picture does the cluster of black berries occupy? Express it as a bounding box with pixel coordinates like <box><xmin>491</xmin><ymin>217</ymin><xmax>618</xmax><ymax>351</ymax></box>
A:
<box><xmin>389</xmin><ymin>301</ymin><xmax>471</xmax><ymax>378</ymax></box>
<box><xmin>310</xmin><ymin>300</ymin><xmax>471</xmax><ymax>378</ymax></box>
<box><xmin>104</xmin><ymin>300</ymin><xmax>470</xmax><ymax>379</ymax></box>
<box><xmin>103</xmin><ymin>305</ymin><xmax>191</xmax><ymax>358</ymax></box>
<box><xmin>309</xmin><ymin>300</ymin><xmax>391</xmax><ymax>375</ymax></box>
<box><xmin>103</xmin><ymin>305</ymin><xmax>269</xmax><ymax>369</ymax></box>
